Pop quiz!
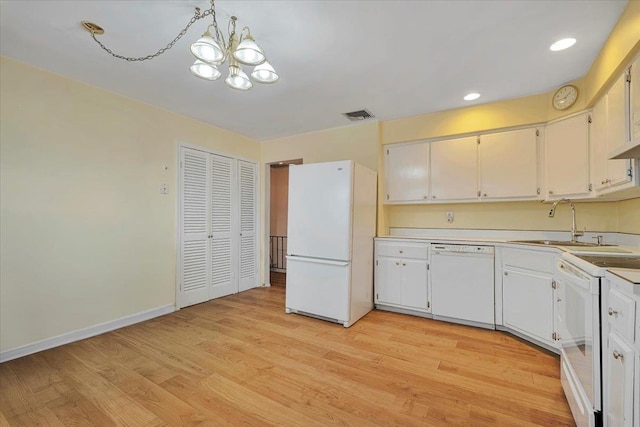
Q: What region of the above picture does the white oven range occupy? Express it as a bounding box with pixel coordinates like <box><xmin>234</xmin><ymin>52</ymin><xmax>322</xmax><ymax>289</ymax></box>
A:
<box><xmin>556</xmin><ymin>252</ymin><xmax>640</xmax><ymax>427</ymax></box>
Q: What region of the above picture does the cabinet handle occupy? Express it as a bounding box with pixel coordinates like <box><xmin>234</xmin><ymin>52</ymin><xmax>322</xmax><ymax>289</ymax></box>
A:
<box><xmin>504</xmin><ymin>271</ymin><xmax>508</xmax><ymax>276</ymax></box>
<box><xmin>399</xmin><ymin>250</ymin><xmax>403</xmax><ymax>254</ymax></box>
<box><xmin>424</xmin><ymin>195</ymin><xmax>428</xmax><ymax>199</ymax></box>
<box><xmin>402</xmin><ymin>263</ymin><xmax>406</xmax><ymax>266</ymax></box>
<box><xmin>613</xmin><ymin>350</ymin><xmax>623</xmax><ymax>360</ymax></box>
<box><xmin>483</xmin><ymin>193</ymin><xmax>487</xmax><ymax>197</ymax></box>
<box><xmin>552</xmin><ymin>280</ymin><xmax>557</xmax><ymax>289</ymax></box>
<box><xmin>548</xmin><ymin>190</ymin><xmax>554</xmax><ymax>195</ymax></box>
<box><xmin>432</xmin><ymin>195</ymin><xmax>436</xmax><ymax>199</ymax></box>
<box><xmin>608</xmin><ymin>307</ymin><xmax>619</xmax><ymax>316</ymax></box>
<box><xmin>395</xmin><ymin>262</ymin><xmax>400</xmax><ymax>266</ymax></box>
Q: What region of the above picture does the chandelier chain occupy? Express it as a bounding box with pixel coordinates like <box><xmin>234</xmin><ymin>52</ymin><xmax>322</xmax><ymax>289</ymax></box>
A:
<box><xmin>90</xmin><ymin>5</ymin><xmax>216</xmax><ymax>62</ymax></box>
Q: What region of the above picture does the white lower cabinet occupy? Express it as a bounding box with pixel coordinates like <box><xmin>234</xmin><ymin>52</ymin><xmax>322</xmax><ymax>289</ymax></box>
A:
<box><xmin>502</xmin><ymin>268</ymin><xmax>554</xmax><ymax>345</ymax></box>
<box><xmin>375</xmin><ymin>241</ymin><xmax>430</xmax><ymax>313</ymax></box>
<box><xmin>500</xmin><ymin>247</ymin><xmax>558</xmax><ymax>349</ymax></box>
<box><xmin>603</xmin><ymin>273</ymin><xmax>638</xmax><ymax>427</ymax></box>
<box><xmin>605</xmin><ymin>332</ymin><xmax>634</xmax><ymax>427</ymax></box>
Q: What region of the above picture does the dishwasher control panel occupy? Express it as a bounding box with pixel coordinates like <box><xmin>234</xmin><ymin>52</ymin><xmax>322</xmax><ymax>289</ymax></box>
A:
<box><xmin>430</xmin><ymin>244</ymin><xmax>495</xmax><ymax>255</ymax></box>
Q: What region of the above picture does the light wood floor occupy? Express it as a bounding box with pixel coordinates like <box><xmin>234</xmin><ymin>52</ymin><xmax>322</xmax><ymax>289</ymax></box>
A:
<box><xmin>269</xmin><ymin>271</ymin><xmax>286</xmax><ymax>287</ymax></box>
<box><xmin>0</xmin><ymin>287</ymin><xmax>575</xmax><ymax>426</ymax></box>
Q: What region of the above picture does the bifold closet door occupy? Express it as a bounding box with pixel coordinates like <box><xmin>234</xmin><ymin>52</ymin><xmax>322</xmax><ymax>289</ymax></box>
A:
<box><xmin>210</xmin><ymin>154</ymin><xmax>237</xmax><ymax>299</ymax></box>
<box><xmin>179</xmin><ymin>147</ymin><xmax>257</xmax><ymax>308</ymax></box>
<box><xmin>238</xmin><ymin>160</ymin><xmax>258</xmax><ymax>292</ymax></box>
<box><xmin>179</xmin><ymin>148</ymin><xmax>211</xmax><ymax>307</ymax></box>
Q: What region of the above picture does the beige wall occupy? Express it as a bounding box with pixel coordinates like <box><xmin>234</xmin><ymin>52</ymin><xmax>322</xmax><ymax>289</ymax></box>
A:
<box><xmin>387</xmin><ymin>201</ymin><xmax>620</xmax><ymax>233</ymax></box>
<box><xmin>618</xmin><ymin>197</ymin><xmax>640</xmax><ymax>234</ymax></box>
<box><xmin>270</xmin><ymin>166</ymin><xmax>289</xmax><ymax>237</ymax></box>
<box><xmin>0</xmin><ymin>57</ymin><xmax>260</xmax><ymax>352</ymax></box>
<box><xmin>262</xmin><ymin>121</ymin><xmax>379</xmax><ymax>171</ymax></box>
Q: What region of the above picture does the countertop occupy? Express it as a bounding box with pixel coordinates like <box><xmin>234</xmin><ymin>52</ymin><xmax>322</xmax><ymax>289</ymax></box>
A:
<box><xmin>608</xmin><ymin>268</ymin><xmax>640</xmax><ymax>285</ymax></box>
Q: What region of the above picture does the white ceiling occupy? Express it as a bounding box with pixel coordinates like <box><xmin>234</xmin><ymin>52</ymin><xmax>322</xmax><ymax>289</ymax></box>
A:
<box><xmin>0</xmin><ymin>1</ymin><xmax>628</xmax><ymax>141</ymax></box>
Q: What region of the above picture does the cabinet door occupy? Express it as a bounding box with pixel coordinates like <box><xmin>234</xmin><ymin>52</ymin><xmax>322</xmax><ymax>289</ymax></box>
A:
<box><xmin>431</xmin><ymin>136</ymin><xmax>478</xmax><ymax>201</ymax></box>
<box><xmin>605</xmin><ymin>332</ymin><xmax>634</xmax><ymax>427</ymax></box>
<box><xmin>607</xmin><ymin>74</ymin><xmax>632</xmax><ymax>188</ymax></box>
<box><xmin>545</xmin><ymin>113</ymin><xmax>591</xmax><ymax>198</ymax></box>
<box><xmin>400</xmin><ymin>258</ymin><xmax>429</xmax><ymax>310</ymax></box>
<box><xmin>384</xmin><ymin>143</ymin><xmax>429</xmax><ymax>203</ymax></box>
<box><xmin>375</xmin><ymin>257</ymin><xmax>402</xmax><ymax>306</ymax></box>
<box><xmin>375</xmin><ymin>257</ymin><xmax>429</xmax><ymax>311</ymax></box>
<box><xmin>502</xmin><ymin>268</ymin><xmax>554</xmax><ymax>345</ymax></box>
<box><xmin>632</xmin><ymin>55</ymin><xmax>640</xmax><ymax>141</ymax></box>
<box><xmin>479</xmin><ymin>128</ymin><xmax>538</xmax><ymax>199</ymax></box>
<box><xmin>591</xmin><ymin>96</ymin><xmax>610</xmax><ymax>191</ymax></box>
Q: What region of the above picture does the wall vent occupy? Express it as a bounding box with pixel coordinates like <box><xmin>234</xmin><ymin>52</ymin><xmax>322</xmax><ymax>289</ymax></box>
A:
<box><xmin>342</xmin><ymin>109</ymin><xmax>375</xmax><ymax>121</ymax></box>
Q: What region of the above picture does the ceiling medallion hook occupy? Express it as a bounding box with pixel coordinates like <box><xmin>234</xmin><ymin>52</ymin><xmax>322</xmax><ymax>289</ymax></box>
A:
<box><xmin>82</xmin><ymin>0</ymin><xmax>278</xmax><ymax>89</ymax></box>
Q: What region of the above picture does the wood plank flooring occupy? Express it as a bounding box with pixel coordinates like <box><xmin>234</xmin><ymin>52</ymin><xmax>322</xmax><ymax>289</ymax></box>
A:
<box><xmin>269</xmin><ymin>271</ymin><xmax>286</xmax><ymax>287</ymax></box>
<box><xmin>0</xmin><ymin>287</ymin><xmax>575</xmax><ymax>426</ymax></box>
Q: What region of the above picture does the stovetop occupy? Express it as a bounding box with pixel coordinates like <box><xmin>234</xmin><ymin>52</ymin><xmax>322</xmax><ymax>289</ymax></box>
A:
<box><xmin>574</xmin><ymin>255</ymin><xmax>640</xmax><ymax>269</ymax></box>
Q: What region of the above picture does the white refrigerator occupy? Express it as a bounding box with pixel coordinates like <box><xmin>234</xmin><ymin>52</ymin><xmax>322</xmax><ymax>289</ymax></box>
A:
<box><xmin>285</xmin><ymin>160</ymin><xmax>377</xmax><ymax>327</ymax></box>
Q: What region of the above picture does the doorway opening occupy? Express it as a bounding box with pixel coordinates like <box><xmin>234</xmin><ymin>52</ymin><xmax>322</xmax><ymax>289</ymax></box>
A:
<box><xmin>268</xmin><ymin>159</ymin><xmax>302</xmax><ymax>287</ymax></box>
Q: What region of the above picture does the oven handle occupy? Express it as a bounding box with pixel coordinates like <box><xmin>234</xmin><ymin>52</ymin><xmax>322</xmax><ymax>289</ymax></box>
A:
<box><xmin>557</xmin><ymin>261</ymin><xmax>592</xmax><ymax>291</ymax></box>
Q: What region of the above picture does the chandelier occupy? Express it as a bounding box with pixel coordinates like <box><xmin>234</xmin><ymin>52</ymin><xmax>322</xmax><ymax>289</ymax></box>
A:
<box><xmin>82</xmin><ymin>0</ymin><xmax>278</xmax><ymax>91</ymax></box>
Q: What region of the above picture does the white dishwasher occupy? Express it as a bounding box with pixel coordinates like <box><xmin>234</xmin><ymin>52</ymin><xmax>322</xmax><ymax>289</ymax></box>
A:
<box><xmin>430</xmin><ymin>244</ymin><xmax>495</xmax><ymax>329</ymax></box>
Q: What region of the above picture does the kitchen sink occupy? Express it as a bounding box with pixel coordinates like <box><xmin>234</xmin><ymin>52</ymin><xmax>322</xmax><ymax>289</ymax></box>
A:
<box><xmin>509</xmin><ymin>240</ymin><xmax>615</xmax><ymax>247</ymax></box>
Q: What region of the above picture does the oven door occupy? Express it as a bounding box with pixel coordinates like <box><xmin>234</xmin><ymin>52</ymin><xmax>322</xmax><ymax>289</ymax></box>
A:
<box><xmin>556</xmin><ymin>259</ymin><xmax>601</xmax><ymax>414</ymax></box>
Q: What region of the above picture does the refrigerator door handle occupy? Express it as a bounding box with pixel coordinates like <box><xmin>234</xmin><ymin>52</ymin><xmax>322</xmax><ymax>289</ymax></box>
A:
<box><xmin>286</xmin><ymin>256</ymin><xmax>349</xmax><ymax>267</ymax></box>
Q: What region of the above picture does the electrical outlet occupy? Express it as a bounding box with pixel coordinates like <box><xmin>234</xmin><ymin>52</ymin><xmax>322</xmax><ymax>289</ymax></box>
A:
<box><xmin>160</xmin><ymin>183</ymin><xmax>168</xmax><ymax>194</ymax></box>
<box><xmin>446</xmin><ymin>211</ymin><xmax>454</xmax><ymax>223</ymax></box>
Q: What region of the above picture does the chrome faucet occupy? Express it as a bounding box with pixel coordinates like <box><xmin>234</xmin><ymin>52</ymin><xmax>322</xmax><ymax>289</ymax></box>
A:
<box><xmin>548</xmin><ymin>198</ymin><xmax>584</xmax><ymax>242</ymax></box>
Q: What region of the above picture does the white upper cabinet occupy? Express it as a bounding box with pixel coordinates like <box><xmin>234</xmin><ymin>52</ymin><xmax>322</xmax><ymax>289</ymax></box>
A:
<box><xmin>590</xmin><ymin>72</ymin><xmax>635</xmax><ymax>193</ymax></box>
<box><xmin>430</xmin><ymin>136</ymin><xmax>478</xmax><ymax>201</ymax></box>
<box><xmin>632</xmin><ymin>55</ymin><xmax>640</xmax><ymax>141</ymax></box>
<box><xmin>479</xmin><ymin>128</ymin><xmax>540</xmax><ymax>199</ymax></box>
<box><xmin>544</xmin><ymin>112</ymin><xmax>592</xmax><ymax>199</ymax></box>
<box><xmin>384</xmin><ymin>142</ymin><xmax>429</xmax><ymax>203</ymax></box>
<box><xmin>591</xmin><ymin>96</ymin><xmax>610</xmax><ymax>191</ymax></box>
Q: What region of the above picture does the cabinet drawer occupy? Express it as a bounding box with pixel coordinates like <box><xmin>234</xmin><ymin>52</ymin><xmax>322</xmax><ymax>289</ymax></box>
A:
<box><xmin>607</xmin><ymin>288</ymin><xmax>636</xmax><ymax>342</ymax></box>
<box><xmin>376</xmin><ymin>242</ymin><xmax>428</xmax><ymax>259</ymax></box>
<box><xmin>502</xmin><ymin>247</ymin><xmax>555</xmax><ymax>274</ymax></box>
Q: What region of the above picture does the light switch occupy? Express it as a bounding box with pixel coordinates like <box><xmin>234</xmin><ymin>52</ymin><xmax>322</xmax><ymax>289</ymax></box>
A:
<box><xmin>446</xmin><ymin>211</ymin><xmax>454</xmax><ymax>223</ymax></box>
<box><xmin>160</xmin><ymin>183</ymin><xmax>168</xmax><ymax>194</ymax></box>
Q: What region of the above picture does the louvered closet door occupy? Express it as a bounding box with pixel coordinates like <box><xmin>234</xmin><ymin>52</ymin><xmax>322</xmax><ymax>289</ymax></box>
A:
<box><xmin>238</xmin><ymin>160</ymin><xmax>257</xmax><ymax>292</ymax></box>
<box><xmin>179</xmin><ymin>148</ymin><xmax>211</xmax><ymax>308</ymax></box>
<box><xmin>210</xmin><ymin>154</ymin><xmax>237</xmax><ymax>299</ymax></box>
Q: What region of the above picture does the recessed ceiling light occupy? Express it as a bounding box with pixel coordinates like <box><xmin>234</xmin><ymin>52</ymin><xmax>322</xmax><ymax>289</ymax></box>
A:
<box><xmin>550</xmin><ymin>38</ymin><xmax>576</xmax><ymax>52</ymax></box>
<box><xmin>464</xmin><ymin>93</ymin><xmax>481</xmax><ymax>101</ymax></box>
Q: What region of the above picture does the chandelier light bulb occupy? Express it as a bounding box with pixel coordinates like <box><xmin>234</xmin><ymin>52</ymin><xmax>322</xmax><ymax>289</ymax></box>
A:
<box><xmin>251</xmin><ymin>61</ymin><xmax>279</xmax><ymax>84</ymax></box>
<box><xmin>190</xmin><ymin>32</ymin><xmax>225</xmax><ymax>64</ymax></box>
<box><xmin>233</xmin><ymin>35</ymin><xmax>266</xmax><ymax>65</ymax></box>
<box><xmin>225</xmin><ymin>65</ymin><xmax>252</xmax><ymax>91</ymax></box>
<box><xmin>190</xmin><ymin>60</ymin><xmax>221</xmax><ymax>81</ymax></box>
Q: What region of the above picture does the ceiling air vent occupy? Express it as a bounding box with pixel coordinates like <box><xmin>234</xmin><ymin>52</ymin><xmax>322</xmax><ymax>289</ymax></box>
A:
<box><xmin>342</xmin><ymin>109</ymin><xmax>375</xmax><ymax>121</ymax></box>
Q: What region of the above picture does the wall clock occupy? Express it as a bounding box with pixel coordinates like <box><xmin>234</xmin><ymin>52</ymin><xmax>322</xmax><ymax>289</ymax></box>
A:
<box><xmin>552</xmin><ymin>85</ymin><xmax>579</xmax><ymax>110</ymax></box>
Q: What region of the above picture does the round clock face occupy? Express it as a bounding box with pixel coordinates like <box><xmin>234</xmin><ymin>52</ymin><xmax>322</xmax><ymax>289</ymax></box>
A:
<box><xmin>553</xmin><ymin>85</ymin><xmax>578</xmax><ymax>110</ymax></box>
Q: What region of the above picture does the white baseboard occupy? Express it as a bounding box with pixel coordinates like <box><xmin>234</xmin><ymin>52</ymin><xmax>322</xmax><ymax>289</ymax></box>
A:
<box><xmin>0</xmin><ymin>304</ymin><xmax>175</xmax><ymax>363</ymax></box>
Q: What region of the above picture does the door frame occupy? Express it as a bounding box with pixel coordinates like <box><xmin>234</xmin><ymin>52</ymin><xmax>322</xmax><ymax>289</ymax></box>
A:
<box><xmin>263</xmin><ymin>159</ymin><xmax>303</xmax><ymax>287</ymax></box>
<box><xmin>175</xmin><ymin>142</ymin><xmax>260</xmax><ymax>310</ymax></box>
